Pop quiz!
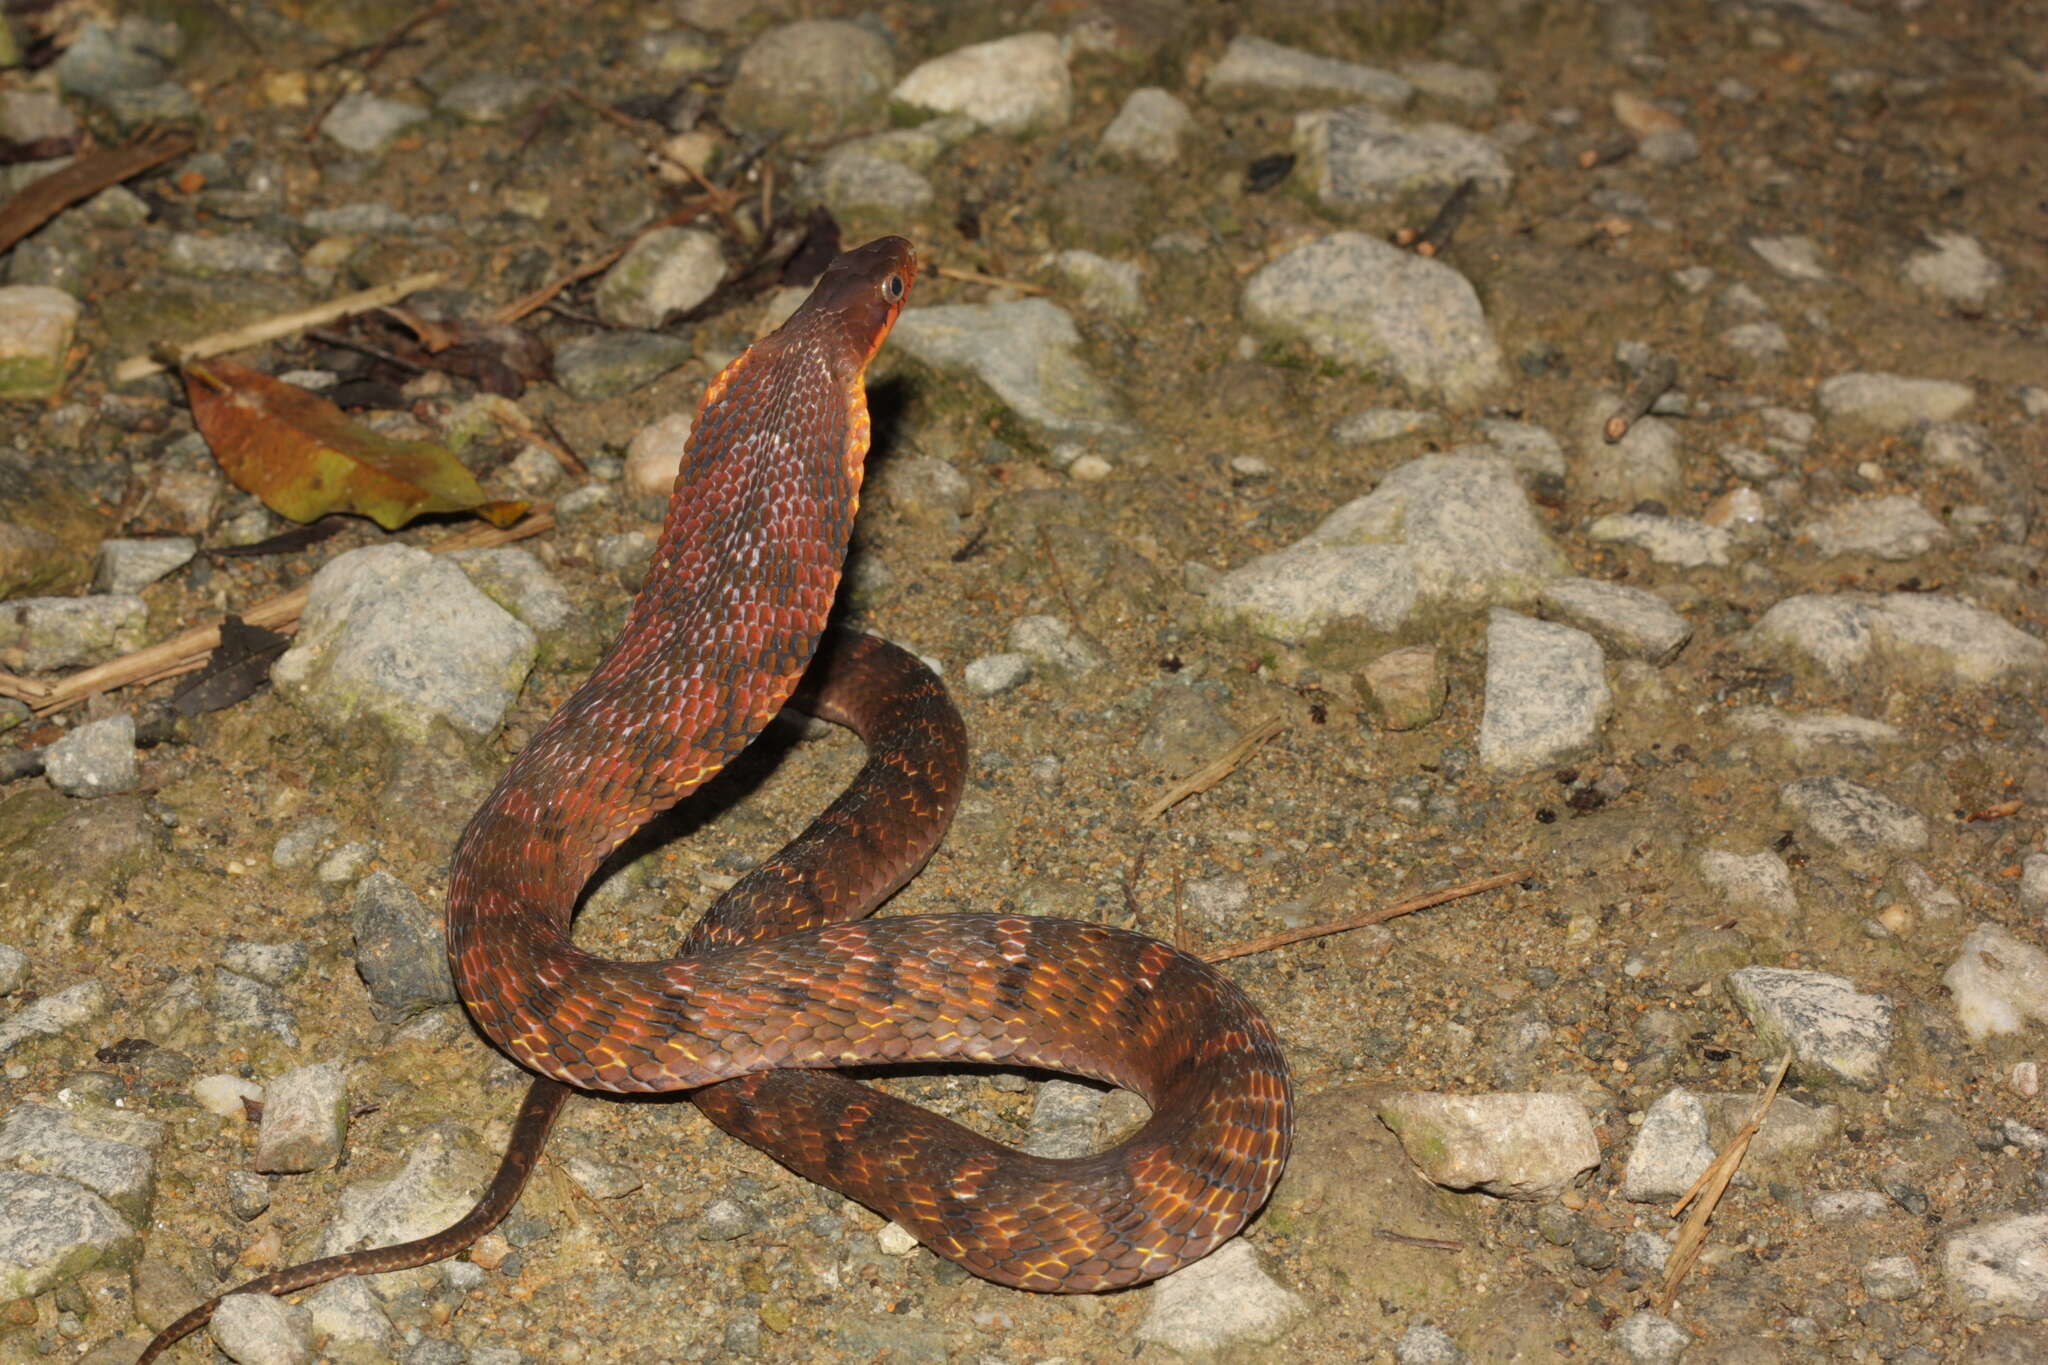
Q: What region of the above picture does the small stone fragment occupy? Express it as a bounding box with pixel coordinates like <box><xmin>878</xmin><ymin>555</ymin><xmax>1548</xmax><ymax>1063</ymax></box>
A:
<box><xmin>1801</xmin><ymin>495</ymin><xmax>1947</xmax><ymax>561</ymax></box>
<box><xmin>594</xmin><ymin>227</ymin><xmax>724</xmax><ymax>330</ymax></box>
<box><xmin>1905</xmin><ymin>232</ymin><xmax>2004</xmax><ymax>312</ymax></box>
<box><xmin>1360</xmin><ymin>645</ymin><xmax>1446</xmax><ymax>731</ymax></box>
<box><xmin>1864</xmin><ymin>1255</ymin><xmax>1923</xmax><ymax>1301</ymax></box>
<box><xmin>1537</xmin><ymin>579</ymin><xmax>1691</xmax><ymax>664</ymax></box>
<box><xmin>1099</xmin><ymin>88</ymin><xmax>1194</xmax><ymax>166</ymax></box>
<box><xmin>1623</xmin><ymin>1089</ymin><xmax>1715</xmax><ymax>1202</ymax></box>
<box><xmin>1204</xmin><ymin>35</ymin><xmax>1411</xmax><ymax>108</ymax></box>
<box><xmin>1614</xmin><ymin>1310</ymin><xmax>1692</xmax><ymax>1364</ymax></box>
<box><xmin>253</xmin><ymin>1061</ymin><xmax>347</xmax><ymax>1174</ymax></box>
<box><xmin>962</xmin><ymin>652</ymin><xmax>1031</xmax><ymax>698</ymax></box>
<box><xmin>319</xmin><ymin>91</ymin><xmax>428</xmax><ymax>154</ymax></box>
<box><xmin>43</xmin><ymin>714</ymin><xmax>139</xmax><ymax>797</ymax></box>
<box><xmin>1008</xmin><ymin>615</ymin><xmax>1108</xmax><ymax>675</ymax></box>
<box><xmin>93</xmin><ymin>537</ymin><xmax>195</xmax><ymax>593</ymax></box>
<box><xmin>210</xmin><ymin>1288</ymin><xmax>314</xmax><ymax>1365</ymax></box>
<box><xmin>1944</xmin><ymin>1215</ymin><xmax>2048</xmax><ymax>1320</ymax></box>
<box><xmin>1816</xmin><ymin>372</ymin><xmax>1974</xmax><ymax>434</ymax></box>
<box><xmin>350</xmin><ymin>871</ymin><xmax>458</xmax><ymax>1022</ymax></box>
<box><xmin>0</xmin><ymin>285</ymin><xmax>80</xmax><ymax>400</ymax></box>
<box><xmin>1779</xmin><ymin>776</ymin><xmax>1929</xmax><ymax>872</ymax></box>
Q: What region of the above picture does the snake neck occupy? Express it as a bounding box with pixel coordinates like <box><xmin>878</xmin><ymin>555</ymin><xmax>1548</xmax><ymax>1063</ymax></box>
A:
<box><xmin>451</xmin><ymin>319</ymin><xmax>869</xmax><ymax>945</ymax></box>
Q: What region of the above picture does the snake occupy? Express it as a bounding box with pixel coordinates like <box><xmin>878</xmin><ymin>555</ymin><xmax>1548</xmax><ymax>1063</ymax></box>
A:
<box><xmin>141</xmin><ymin>235</ymin><xmax>1292</xmax><ymax>1360</ymax></box>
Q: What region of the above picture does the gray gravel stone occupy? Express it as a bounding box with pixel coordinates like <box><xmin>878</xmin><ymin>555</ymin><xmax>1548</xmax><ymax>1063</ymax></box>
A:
<box><xmin>0</xmin><ymin>284</ymin><xmax>74</xmax><ymax>396</ymax></box>
<box><xmin>1377</xmin><ymin>1091</ymin><xmax>1600</xmax><ymax>1198</ymax></box>
<box><xmin>594</xmin><ymin>227</ymin><xmax>724</xmax><ymax>329</ymax></box>
<box><xmin>1331</xmin><ymin>408</ymin><xmax>1442</xmax><ymax>444</ymax></box>
<box><xmin>1750</xmin><ymin>234</ymin><xmax>1832</xmax><ymax>281</ymax></box>
<box><xmin>319</xmin><ymin>92</ymin><xmax>429</xmax><ymax>154</ymax></box>
<box><xmin>892</xmin><ymin>298</ymin><xmax>1136</xmax><ymax>451</ymax></box>
<box><xmin>726</xmin><ymin>21</ymin><xmax>893</xmax><ymax>139</ymax></box>
<box><xmin>1099</xmin><ymin>87</ymin><xmax>1194</xmax><ymax>166</ymax></box>
<box><xmin>1943</xmin><ymin>924</ymin><xmax>2048</xmax><ymax>1041</ymax></box>
<box><xmin>1905</xmin><ymin>232</ymin><xmax>2004</xmax><ymax>312</ymax></box>
<box><xmin>1478</xmin><ymin>610</ymin><xmax>1609</xmax><ymax>777</ymax></box>
<box><xmin>211</xmin><ymin>1288</ymin><xmax>314</xmax><ymax>1364</ymax></box>
<box><xmin>1779</xmin><ymin>775</ymin><xmax>1929</xmax><ymax>871</ymax></box>
<box><xmin>207</xmin><ymin>969</ymin><xmax>300</xmax><ymax>1049</ymax></box>
<box><xmin>253</xmin><ymin>1061</ymin><xmax>347</xmax><ymax>1174</ymax></box>
<box><xmin>1008</xmin><ymin>615</ymin><xmax>1108</xmax><ymax>676</ymax></box>
<box><xmin>447</xmin><ymin>547</ymin><xmax>576</xmax><ymax>637</ymax></box>
<box><xmin>302</xmin><ymin>1275</ymin><xmax>395</xmax><ymax>1359</ymax></box>
<box><xmin>1475</xmin><ymin>419</ymin><xmax>1566</xmax><ymax>477</ymax></box>
<box><xmin>93</xmin><ymin>537</ymin><xmax>195</xmax><ymax>593</ymax></box>
<box><xmin>1241</xmin><ymin>233</ymin><xmax>1504</xmax><ymax>403</ymax></box>
<box><xmin>697</xmin><ymin>1195</ymin><xmax>761</xmax><ymax>1241</ymax></box>
<box><xmin>1210</xmin><ymin>453</ymin><xmax>1562</xmax><ymax>646</ymax></box>
<box><xmin>1696</xmin><ymin>850</ymin><xmax>1798</xmax><ymax>921</ymax></box>
<box><xmin>1205</xmin><ymin>35</ymin><xmax>1412</xmax><ymax>108</ymax></box>
<box><xmin>2021</xmin><ymin>854</ymin><xmax>2048</xmax><ymax>915</ymax></box>
<box><xmin>1575</xmin><ymin>394</ymin><xmax>1683</xmax><ymax>506</ymax></box>
<box><xmin>1864</xmin><ymin>1254</ymin><xmax>1923</xmax><ymax>1301</ymax></box>
<box><xmin>1750</xmin><ymin>592</ymin><xmax>2048</xmax><ymax>687</ymax></box>
<box><xmin>312</xmin><ymin>1125</ymin><xmax>492</xmax><ymax>1285</ymax></box>
<box><xmin>893</xmin><ymin>33</ymin><xmax>1071</xmax><ymax>134</ymax></box>
<box><xmin>1293</xmin><ymin>105</ymin><xmax>1513</xmax><ymax>211</ymax></box>
<box><xmin>552</xmin><ymin>331</ymin><xmax>692</xmax><ymax>400</ymax></box>
<box><xmin>1395</xmin><ymin>1322</ymin><xmax>1466</xmax><ymax>1364</ymax></box>
<box><xmin>1537</xmin><ymin>578</ymin><xmax>1691</xmax><ymax>664</ymax></box>
<box><xmin>1401</xmin><ymin>59</ymin><xmax>1500</xmax><ymax>108</ymax></box>
<box><xmin>809</xmin><ymin>147</ymin><xmax>934</xmax><ymax>220</ymax></box>
<box><xmin>1944</xmin><ymin>1214</ymin><xmax>2048</xmax><ymax>1319</ymax></box>
<box><xmin>0</xmin><ymin>980</ymin><xmax>109</xmax><ymax>1056</ymax></box>
<box><xmin>1810</xmin><ymin>1189</ymin><xmax>1893</xmax><ymax>1222</ymax></box>
<box><xmin>1801</xmin><ymin>494</ymin><xmax>1947</xmax><ymax>560</ymax></box>
<box><xmin>1623</xmin><ymin>1089</ymin><xmax>1715</xmax><ymax>1202</ymax></box>
<box><xmin>163</xmin><ymin>231</ymin><xmax>298</xmax><ymax>279</ymax></box>
<box><xmin>1360</xmin><ymin>645</ymin><xmax>1446</xmax><ymax>731</ymax></box>
<box><xmin>271</xmin><ymin>545</ymin><xmax>537</xmax><ymax>742</ymax></box>
<box><xmin>1614</xmin><ymin>1309</ymin><xmax>1692</xmax><ymax>1363</ymax></box>
<box><xmin>0</xmin><ymin>945</ymin><xmax>24</xmax><ymax>996</ymax></box>
<box><xmin>962</xmin><ymin>652</ymin><xmax>1032</xmax><ymax>697</ymax></box>
<box><xmin>270</xmin><ymin>818</ymin><xmax>340</xmax><ymax>870</ymax></box>
<box><xmin>1023</xmin><ymin>1078</ymin><xmax>1110</xmax><ymax>1159</ymax></box>
<box><xmin>1044</xmin><ymin>249</ymin><xmax>1143</xmax><ymax>321</ymax></box>
<box><xmin>0</xmin><ymin>593</ymin><xmax>147</xmax><ymax>671</ymax></box>
<box><xmin>434</xmin><ymin>74</ymin><xmax>546</xmax><ymax>125</ymax></box>
<box><xmin>0</xmin><ymin>1168</ymin><xmax>137</xmax><ymax>1299</ymax></box>
<box><xmin>350</xmin><ymin>870</ymin><xmax>458</xmax><ymax>1022</ymax></box>
<box><xmin>1817</xmin><ymin>371</ymin><xmax>1975</xmax><ymax>433</ymax></box>
<box><xmin>1726</xmin><ymin>966</ymin><xmax>1894</xmax><ymax>1088</ymax></box>
<box><xmin>225</xmin><ymin>1170</ymin><xmax>271</xmax><ymax>1221</ymax></box>
<box><xmin>1136</xmin><ymin>1240</ymin><xmax>1305</xmax><ymax>1353</ymax></box>
<box><xmin>43</xmin><ymin>713</ymin><xmax>138</xmax><ymax>796</ymax></box>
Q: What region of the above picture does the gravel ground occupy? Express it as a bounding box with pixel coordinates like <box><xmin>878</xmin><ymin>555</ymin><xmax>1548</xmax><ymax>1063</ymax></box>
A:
<box><xmin>1</xmin><ymin>1</ymin><xmax>2046</xmax><ymax>1362</ymax></box>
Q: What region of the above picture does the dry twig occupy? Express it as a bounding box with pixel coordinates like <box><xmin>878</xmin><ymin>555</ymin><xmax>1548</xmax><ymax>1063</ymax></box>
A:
<box><xmin>0</xmin><ymin>128</ymin><xmax>195</xmax><ymax>256</ymax></box>
<box><xmin>1604</xmin><ymin>354</ymin><xmax>1679</xmax><ymax>443</ymax></box>
<box><xmin>302</xmin><ymin>1</ymin><xmax>452</xmax><ymax>141</ymax></box>
<box><xmin>113</xmin><ymin>272</ymin><xmax>450</xmax><ymax>383</ymax></box>
<box><xmin>1654</xmin><ymin>1053</ymin><xmax>1793</xmax><ymax>1312</ymax></box>
<box><xmin>1200</xmin><ymin>869</ymin><xmax>1528</xmax><ymax>963</ymax></box>
<box><xmin>489</xmin><ymin>202</ymin><xmax>710</xmax><ymax>325</ymax></box>
<box><xmin>1140</xmin><ymin>715</ymin><xmax>1287</xmax><ymax>821</ymax></box>
<box><xmin>933</xmin><ymin>264</ymin><xmax>1052</xmax><ymax>296</ymax></box>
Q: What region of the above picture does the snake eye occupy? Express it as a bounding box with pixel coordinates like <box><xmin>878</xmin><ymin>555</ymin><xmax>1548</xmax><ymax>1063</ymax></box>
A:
<box><xmin>882</xmin><ymin>274</ymin><xmax>905</xmax><ymax>301</ymax></box>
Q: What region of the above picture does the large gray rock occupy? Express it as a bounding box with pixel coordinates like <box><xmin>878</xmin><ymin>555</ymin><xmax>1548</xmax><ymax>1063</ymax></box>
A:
<box><xmin>0</xmin><ymin>1101</ymin><xmax>162</xmax><ymax>1223</ymax></box>
<box><xmin>1242</xmin><ymin>234</ymin><xmax>1504</xmax><ymax>404</ymax></box>
<box><xmin>271</xmin><ymin>545</ymin><xmax>536</xmax><ymax>742</ymax></box>
<box><xmin>1537</xmin><ymin>578</ymin><xmax>1691</xmax><ymax>664</ymax></box>
<box><xmin>0</xmin><ymin>980</ymin><xmax>108</xmax><ymax>1056</ymax></box>
<box><xmin>0</xmin><ymin>1169</ymin><xmax>137</xmax><ymax>1299</ymax></box>
<box><xmin>1208</xmin><ymin>452</ymin><xmax>1562</xmax><ymax>645</ymax></box>
<box><xmin>253</xmin><ymin>1061</ymin><xmax>348</xmax><ymax>1174</ymax></box>
<box><xmin>594</xmin><ymin>227</ymin><xmax>724</xmax><ymax>330</ymax></box>
<box><xmin>0</xmin><ymin>593</ymin><xmax>146</xmax><ymax>671</ymax></box>
<box><xmin>1623</xmin><ymin>1089</ymin><xmax>1715</xmax><ymax>1203</ymax></box>
<box><xmin>1801</xmin><ymin>494</ymin><xmax>1947</xmax><ymax>560</ymax></box>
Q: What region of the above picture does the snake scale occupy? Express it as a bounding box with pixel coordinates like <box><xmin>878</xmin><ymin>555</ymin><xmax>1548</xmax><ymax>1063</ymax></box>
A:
<box><xmin>143</xmin><ymin>236</ymin><xmax>1292</xmax><ymax>1359</ymax></box>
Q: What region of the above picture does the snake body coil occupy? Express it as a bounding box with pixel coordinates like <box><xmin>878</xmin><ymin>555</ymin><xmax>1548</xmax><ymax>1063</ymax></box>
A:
<box><xmin>143</xmin><ymin>236</ymin><xmax>1290</xmax><ymax>1359</ymax></box>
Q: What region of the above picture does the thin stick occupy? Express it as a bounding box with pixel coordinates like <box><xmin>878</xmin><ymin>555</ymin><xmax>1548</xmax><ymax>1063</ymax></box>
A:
<box><xmin>1393</xmin><ymin>177</ymin><xmax>1478</xmax><ymax>256</ymax></box>
<box><xmin>0</xmin><ymin>511</ymin><xmax>554</xmax><ymax>718</ymax></box>
<box><xmin>1654</xmin><ymin>1053</ymin><xmax>1792</xmax><ymax>1312</ymax></box>
<box><xmin>0</xmin><ymin>128</ymin><xmax>195</xmax><ymax>256</ymax></box>
<box><xmin>302</xmin><ymin>0</ymin><xmax>452</xmax><ymax>142</ymax></box>
<box><xmin>1604</xmin><ymin>354</ymin><xmax>1678</xmax><ymax>443</ymax></box>
<box><xmin>113</xmin><ymin>272</ymin><xmax>450</xmax><ymax>383</ymax></box>
<box><xmin>1200</xmin><ymin>869</ymin><xmax>1528</xmax><ymax>964</ymax></box>
<box><xmin>1140</xmin><ymin>715</ymin><xmax>1286</xmax><ymax>821</ymax></box>
<box><xmin>1034</xmin><ymin>525</ymin><xmax>1083</xmax><ymax>627</ymax></box>
<box><xmin>1375</xmin><ymin>1230</ymin><xmax>1464</xmax><ymax>1252</ymax></box>
<box><xmin>933</xmin><ymin>265</ymin><xmax>1052</xmax><ymax>296</ymax></box>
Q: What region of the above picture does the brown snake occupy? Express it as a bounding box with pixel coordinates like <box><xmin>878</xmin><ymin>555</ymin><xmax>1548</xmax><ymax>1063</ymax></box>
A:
<box><xmin>143</xmin><ymin>236</ymin><xmax>1291</xmax><ymax>1358</ymax></box>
